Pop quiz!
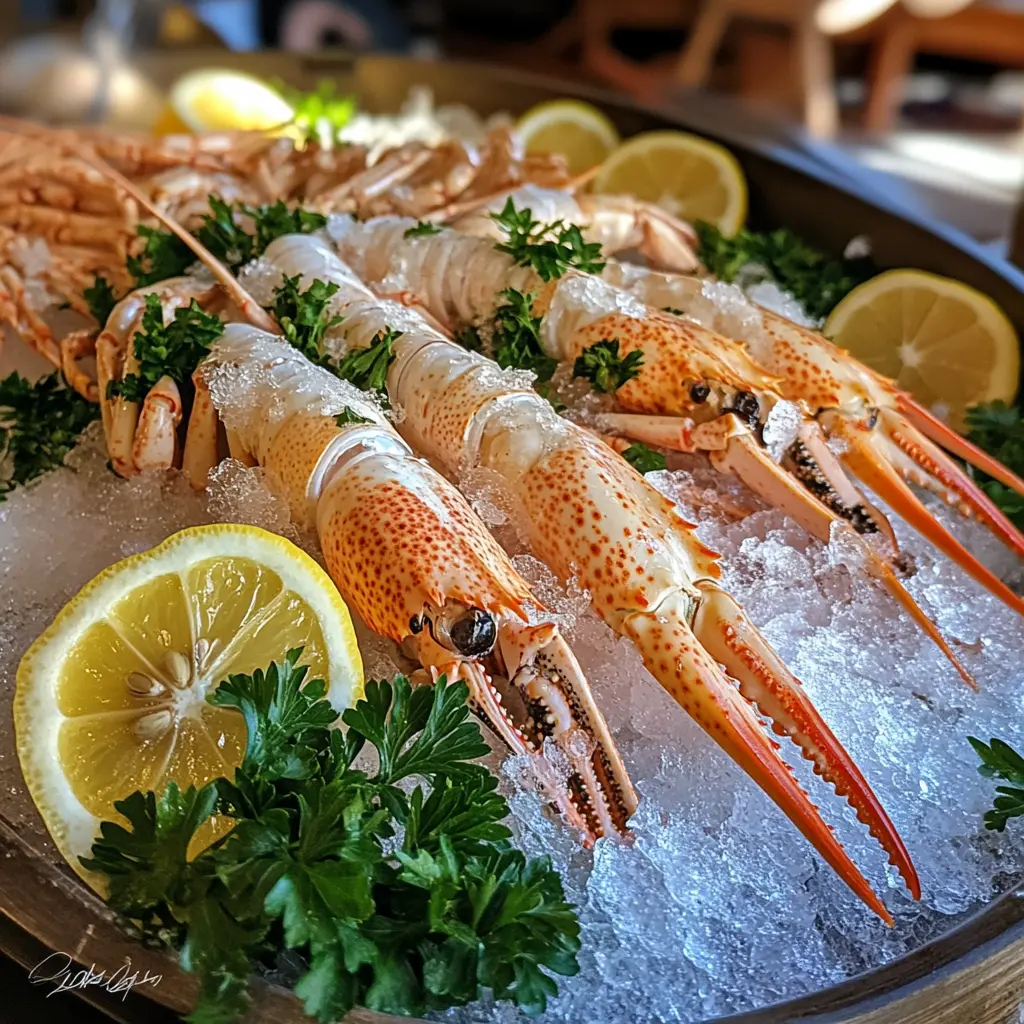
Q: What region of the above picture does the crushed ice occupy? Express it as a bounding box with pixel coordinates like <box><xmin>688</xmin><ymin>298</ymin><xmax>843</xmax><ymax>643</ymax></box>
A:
<box><xmin>1</xmin><ymin>417</ymin><xmax>1023</xmax><ymax>1024</ymax></box>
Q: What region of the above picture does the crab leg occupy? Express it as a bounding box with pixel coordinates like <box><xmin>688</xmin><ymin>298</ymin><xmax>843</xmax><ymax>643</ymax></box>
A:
<box><xmin>201</xmin><ymin>325</ymin><xmax>637</xmax><ymax>844</ymax></box>
<box><xmin>254</xmin><ymin>231</ymin><xmax>916</xmax><ymax>920</ymax></box>
<box><xmin>59</xmin><ymin>327</ymin><xmax>99</xmax><ymax>402</ymax></box>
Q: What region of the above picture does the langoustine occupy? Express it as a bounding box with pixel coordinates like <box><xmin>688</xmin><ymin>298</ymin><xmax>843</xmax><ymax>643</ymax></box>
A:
<box><xmin>442</xmin><ymin>185</ymin><xmax>1024</xmax><ymax>619</ymax></box>
<box><xmin>326</xmin><ymin>213</ymin><xmax>977</xmax><ymax>683</ymax></box>
<box><xmin>199</xmin><ymin>324</ymin><xmax>636</xmax><ymax>843</ymax></box>
<box><xmin>247</xmin><ymin>230</ymin><xmax>919</xmax><ymax>923</ymax></box>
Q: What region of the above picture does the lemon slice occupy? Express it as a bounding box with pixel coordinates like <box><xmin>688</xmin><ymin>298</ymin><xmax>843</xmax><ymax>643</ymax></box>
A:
<box><xmin>824</xmin><ymin>269</ymin><xmax>1020</xmax><ymax>431</ymax></box>
<box><xmin>15</xmin><ymin>524</ymin><xmax>362</xmax><ymax>881</ymax></box>
<box><xmin>517</xmin><ymin>99</ymin><xmax>620</xmax><ymax>176</ymax></box>
<box><xmin>593</xmin><ymin>130</ymin><xmax>748</xmax><ymax>235</ymax></box>
<box><xmin>153</xmin><ymin>68</ymin><xmax>296</xmax><ymax>134</ymax></box>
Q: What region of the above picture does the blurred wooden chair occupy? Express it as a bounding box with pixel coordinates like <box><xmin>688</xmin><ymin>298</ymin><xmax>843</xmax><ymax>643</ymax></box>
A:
<box><xmin>674</xmin><ymin>0</ymin><xmax>851</xmax><ymax>137</ymax></box>
<box><xmin>860</xmin><ymin>3</ymin><xmax>1024</xmax><ymax>133</ymax></box>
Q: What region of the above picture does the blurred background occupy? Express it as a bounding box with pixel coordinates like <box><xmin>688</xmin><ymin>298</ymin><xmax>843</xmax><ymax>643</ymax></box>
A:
<box><xmin>1</xmin><ymin>0</ymin><xmax>1022</xmax><ymax>249</ymax></box>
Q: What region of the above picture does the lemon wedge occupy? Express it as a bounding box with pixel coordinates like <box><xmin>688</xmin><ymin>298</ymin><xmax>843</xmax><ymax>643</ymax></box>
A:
<box><xmin>15</xmin><ymin>524</ymin><xmax>363</xmax><ymax>880</ymax></box>
<box><xmin>517</xmin><ymin>99</ymin><xmax>620</xmax><ymax>176</ymax></box>
<box><xmin>153</xmin><ymin>68</ymin><xmax>296</xmax><ymax>134</ymax></box>
<box><xmin>593</xmin><ymin>130</ymin><xmax>748</xmax><ymax>235</ymax></box>
<box><xmin>824</xmin><ymin>269</ymin><xmax>1020</xmax><ymax>430</ymax></box>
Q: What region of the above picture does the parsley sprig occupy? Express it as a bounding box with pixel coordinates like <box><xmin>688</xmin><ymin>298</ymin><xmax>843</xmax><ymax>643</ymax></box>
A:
<box><xmin>491</xmin><ymin>198</ymin><xmax>605</xmax><ymax>282</ymax></box>
<box><xmin>573</xmin><ymin>340</ymin><xmax>643</xmax><ymax>394</ymax></box>
<box><xmin>197</xmin><ymin>198</ymin><xmax>327</xmax><ymax>272</ymax></box>
<box><xmin>83</xmin><ymin>651</ymin><xmax>579</xmax><ymax>1022</ymax></box>
<box><xmin>336</xmin><ymin>328</ymin><xmax>401</xmax><ymax>400</ymax></box>
<box><xmin>83</xmin><ymin>276</ymin><xmax>119</xmax><ymax>325</ymax></box>
<box><xmin>273</xmin><ymin>79</ymin><xmax>357</xmax><ymax>144</ymax></box>
<box><xmin>969</xmin><ymin>736</ymin><xmax>1024</xmax><ymax>831</ymax></box>
<box><xmin>0</xmin><ymin>372</ymin><xmax>99</xmax><ymax>500</ymax></box>
<box><xmin>105</xmin><ymin>295</ymin><xmax>225</xmax><ymax>403</ymax></box>
<box><xmin>695</xmin><ymin>221</ymin><xmax>874</xmax><ymax>322</ymax></box>
<box><xmin>404</xmin><ymin>221</ymin><xmax>442</xmax><ymax>239</ymax></box>
<box><xmin>127</xmin><ymin>226</ymin><xmax>196</xmax><ymax>288</ymax></box>
<box><xmin>272</xmin><ymin>275</ymin><xmax>343</xmax><ymax>369</ymax></box>
<box><xmin>621</xmin><ymin>442</ymin><xmax>666</xmax><ymax>475</ymax></box>
<box><xmin>491</xmin><ymin>289</ymin><xmax>557</xmax><ymax>383</ymax></box>
<box><xmin>965</xmin><ymin>401</ymin><xmax>1024</xmax><ymax>530</ymax></box>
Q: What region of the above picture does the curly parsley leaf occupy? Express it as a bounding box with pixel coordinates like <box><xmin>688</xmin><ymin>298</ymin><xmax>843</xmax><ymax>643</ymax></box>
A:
<box><xmin>84</xmin><ymin>276</ymin><xmax>120</xmax><ymax>325</ymax></box>
<box><xmin>336</xmin><ymin>407</ymin><xmax>371</xmax><ymax>427</ymax></box>
<box><xmin>0</xmin><ymin>372</ymin><xmax>99</xmax><ymax>500</ymax></box>
<box><xmin>622</xmin><ymin>442</ymin><xmax>666</xmax><ymax>475</ymax></box>
<box><xmin>695</xmin><ymin>221</ymin><xmax>873</xmax><ymax>322</ymax></box>
<box><xmin>80</xmin><ymin>782</ymin><xmax>216</xmax><ymax>936</ymax></box>
<box><xmin>336</xmin><ymin>327</ymin><xmax>400</xmax><ymax>399</ymax></box>
<box><xmin>127</xmin><ymin>226</ymin><xmax>196</xmax><ymax>288</ymax></box>
<box><xmin>343</xmin><ymin>676</ymin><xmax>491</xmax><ymax>786</ymax></box>
<box><xmin>195</xmin><ymin>195</ymin><xmax>256</xmax><ymax>270</ymax></box>
<box><xmin>573</xmin><ymin>339</ymin><xmax>643</xmax><ymax>394</ymax></box>
<box><xmin>197</xmin><ymin>198</ymin><xmax>327</xmax><ymax>272</ymax></box>
<box><xmin>209</xmin><ymin>648</ymin><xmax>337</xmax><ymax>784</ymax></box>
<box><xmin>491</xmin><ymin>198</ymin><xmax>605</xmax><ymax>281</ymax></box>
<box><xmin>969</xmin><ymin>736</ymin><xmax>1024</xmax><ymax>831</ymax></box>
<box><xmin>273</xmin><ymin>78</ymin><xmax>357</xmax><ymax>144</ymax></box>
<box><xmin>272</xmin><ymin>275</ymin><xmax>343</xmax><ymax>368</ymax></box>
<box><xmin>965</xmin><ymin>401</ymin><xmax>1024</xmax><ymax>530</ymax></box>
<box><xmin>491</xmin><ymin>288</ymin><xmax>557</xmax><ymax>383</ymax></box>
<box><xmin>404</xmin><ymin>221</ymin><xmax>442</xmax><ymax>239</ymax></box>
<box><xmin>87</xmin><ymin>661</ymin><xmax>579</xmax><ymax>1024</ymax></box>
<box><xmin>106</xmin><ymin>295</ymin><xmax>225</xmax><ymax>403</ymax></box>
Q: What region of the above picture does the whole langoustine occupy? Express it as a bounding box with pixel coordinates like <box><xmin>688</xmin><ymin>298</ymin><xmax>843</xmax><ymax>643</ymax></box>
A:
<box><xmin>247</xmin><ymin>230</ymin><xmax>919</xmax><ymax>924</ymax></box>
<box><xmin>199</xmin><ymin>325</ymin><xmax>637</xmax><ymax>844</ymax></box>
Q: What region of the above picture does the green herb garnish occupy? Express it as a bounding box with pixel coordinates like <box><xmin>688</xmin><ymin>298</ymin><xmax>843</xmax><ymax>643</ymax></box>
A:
<box><xmin>273</xmin><ymin>79</ymin><xmax>357</xmax><ymax>143</ymax></box>
<box><xmin>272</xmin><ymin>275</ymin><xmax>343</xmax><ymax>369</ymax></box>
<box><xmin>454</xmin><ymin>324</ymin><xmax>483</xmax><ymax>353</ymax></box>
<box><xmin>83</xmin><ymin>276</ymin><xmax>120</xmax><ymax>325</ymax></box>
<box><xmin>336</xmin><ymin>328</ymin><xmax>401</xmax><ymax>399</ymax></box>
<box><xmin>491</xmin><ymin>289</ymin><xmax>557</xmax><ymax>383</ymax></box>
<box><xmin>0</xmin><ymin>372</ymin><xmax>99</xmax><ymax>499</ymax></box>
<box><xmin>336</xmin><ymin>407</ymin><xmax>371</xmax><ymax>427</ymax></box>
<box><xmin>621</xmin><ymin>442</ymin><xmax>666</xmax><ymax>475</ymax></box>
<box><xmin>83</xmin><ymin>651</ymin><xmax>579</xmax><ymax>1022</ymax></box>
<box><xmin>573</xmin><ymin>340</ymin><xmax>643</xmax><ymax>394</ymax></box>
<box><xmin>965</xmin><ymin>401</ymin><xmax>1024</xmax><ymax>530</ymax></box>
<box><xmin>969</xmin><ymin>736</ymin><xmax>1024</xmax><ymax>831</ymax></box>
<box><xmin>197</xmin><ymin>198</ymin><xmax>327</xmax><ymax>272</ymax></box>
<box><xmin>404</xmin><ymin>221</ymin><xmax>442</xmax><ymax>239</ymax></box>
<box><xmin>491</xmin><ymin>198</ymin><xmax>605</xmax><ymax>282</ymax></box>
<box><xmin>695</xmin><ymin>221</ymin><xmax>874</xmax><ymax>322</ymax></box>
<box><xmin>126</xmin><ymin>226</ymin><xmax>195</xmax><ymax>288</ymax></box>
<box><xmin>106</xmin><ymin>295</ymin><xmax>224</xmax><ymax>403</ymax></box>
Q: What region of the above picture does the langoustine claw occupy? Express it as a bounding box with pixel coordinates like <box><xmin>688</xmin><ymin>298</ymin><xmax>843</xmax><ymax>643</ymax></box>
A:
<box><xmin>256</xmin><ymin>231</ymin><xmax>919</xmax><ymax>923</ymax></box>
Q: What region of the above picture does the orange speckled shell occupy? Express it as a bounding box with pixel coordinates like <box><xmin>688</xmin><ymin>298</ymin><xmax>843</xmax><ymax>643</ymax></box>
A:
<box><xmin>514</xmin><ymin>430</ymin><xmax>720</xmax><ymax>628</ymax></box>
<box><xmin>263</xmin><ymin>414</ymin><xmax>348</xmax><ymax>526</ymax></box>
<box><xmin>758</xmin><ymin>310</ymin><xmax>880</xmax><ymax>413</ymax></box>
<box><xmin>570</xmin><ymin>310</ymin><xmax>778</xmax><ymax>416</ymax></box>
<box><xmin>316</xmin><ymin>452</ymin><xmax>531</xmax><ymax>642</ymax></box>
<box><xmin>396</xmin><ymin>343</ymin><xmax>533</xmax><ymax>465</ymax></box>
